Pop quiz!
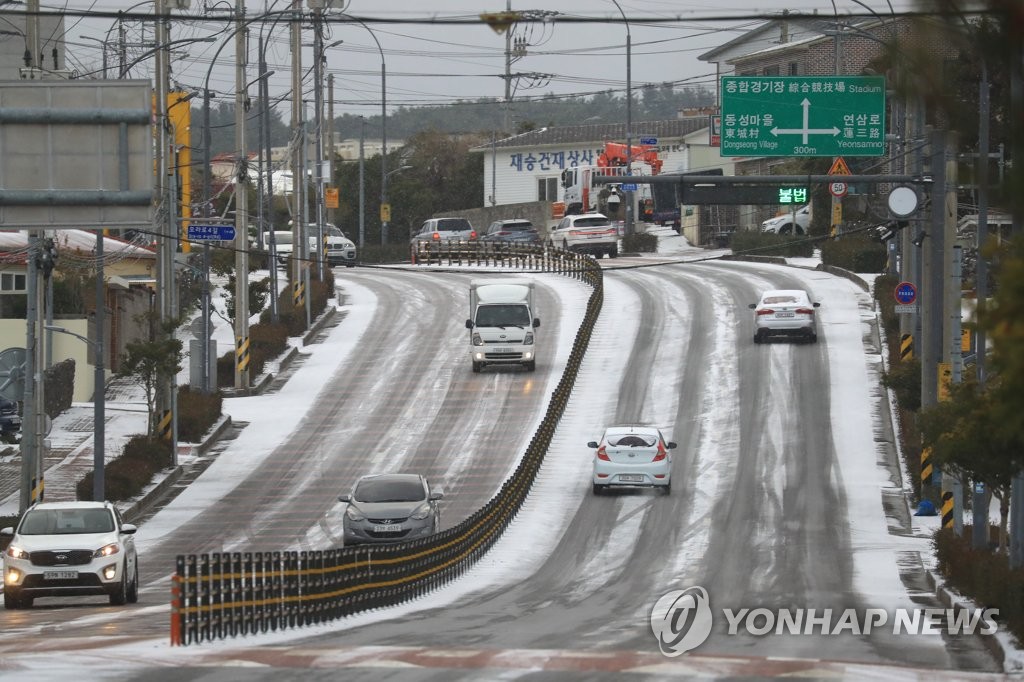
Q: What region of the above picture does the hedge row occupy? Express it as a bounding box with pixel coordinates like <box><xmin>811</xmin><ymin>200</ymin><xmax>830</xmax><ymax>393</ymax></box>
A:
<box><xmin>76</xmin><ymin>435</ymin><xmax>173</xmax><ymax>502</ymax></box>
<box><xmin>935</xmin><ymin>527</ymin><xmax>1024</xmax><ymax>644</ymax></box>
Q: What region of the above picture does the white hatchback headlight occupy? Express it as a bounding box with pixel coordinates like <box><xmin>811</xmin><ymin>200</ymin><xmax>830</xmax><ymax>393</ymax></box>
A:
<box><xmin>345</xmin><ymin>506</ymin><xmax>365</xmax><ymax>522</ymax></box>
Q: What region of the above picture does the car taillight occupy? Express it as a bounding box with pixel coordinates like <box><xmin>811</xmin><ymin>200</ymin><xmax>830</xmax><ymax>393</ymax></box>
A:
<box><xmin>596</xmin><ymin>446</ymin><xmax>610</xmax><ymax>461</ymax></box>
<box><xmin>653</xmin><ymin>444</ymin><xmax>667</xmax><ymax>462</ymax></box>
<box><xmin>795</xmin><ymin>307</ymin><xmax>815</xmax><ymax>315</ymax></box>
<box><xmin>470</xmin><ymin>231</ymin><xmax>478</xmax><ymax>239</ymax></box>
<box><xmin>432</xmin><ymin>232</ymin><xmax>440</xmax><ymax>240</ymax></box>
<box><xmin>756</xmin><ymin>308</ymin><xmax>774</xmax><ymax>316</ymax></box>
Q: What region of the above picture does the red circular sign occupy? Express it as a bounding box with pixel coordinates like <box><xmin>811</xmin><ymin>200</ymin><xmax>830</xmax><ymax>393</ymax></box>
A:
<box><xmin>829</xmin><ymin>182</ymin><xmax>848</xmax><ymax>198</ymax></box>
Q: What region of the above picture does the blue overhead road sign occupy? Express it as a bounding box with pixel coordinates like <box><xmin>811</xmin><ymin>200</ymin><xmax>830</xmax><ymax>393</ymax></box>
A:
<box><xmin>639</xmin><ymin>136</ymin><xmax>657</xmax><ymax>146</ymax></box>
<box><xmin>187</xmin><ymin>224</ymin><xmax>236</xmax><ymax>241</ymax></box>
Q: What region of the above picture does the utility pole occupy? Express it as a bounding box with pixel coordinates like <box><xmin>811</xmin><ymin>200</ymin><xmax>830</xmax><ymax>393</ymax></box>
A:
<box><xmin>290</xmin><ymin>0</ymin><xmax>306</xmax><ymax>328</ymax></box>
<box><xmin>326</xmin><ymin>73</ymin><xmax>336</xmax><ymax>228</ymax></box>
<box><xmin>313</xmin><ymin>12</ymin><xmax>325</xmax><ymax>281</ymax></box>
<box><xmin>359</xmin><ymin>117</ymin><xmax>365</xmax><ymax>249</ymax></box>
<box><xmin>233</xmin><ymin>0</ymin><xmax>251</xmax><ymax>390</ymax></box>
<box><xmin>260</xmin><ymin>35</ymin><xmax>278</xmax><ymax>324</ymax></box>
<box><xmin>154</xmin><ymin>0</ymin><xmax>176</xmax><ymax>457</ymax></box>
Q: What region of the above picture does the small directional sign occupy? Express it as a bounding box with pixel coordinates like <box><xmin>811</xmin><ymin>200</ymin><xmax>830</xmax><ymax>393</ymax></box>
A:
<box><xmin>621</xmin><ymin>183</ymin><xmax>638</xmax><ymax>191</ymax></box>
<box><xmin>894</xmin><ymin>281</ymin><xmax>917</xmax><ymax>305</ymax></box>
<box><xmin>187</xmin><ymin>224</ymin><xmax>236</xmax><ymax>241</ymax></box>
<box><xmin>639</xmin><ymin>136</ymin><xmax>657</xmax><ymax>146</ymax></box>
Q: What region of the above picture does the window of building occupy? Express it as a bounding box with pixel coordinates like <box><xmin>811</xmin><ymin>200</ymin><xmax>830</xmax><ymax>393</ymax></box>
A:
<box><xmin>789</xmin><ymin>61</ymin><xmax>800</xmax><ymax>75</ymax></box>
<box><xmin>538</xmin><ymin>177</ymin><xmax>558</xmax><ymax>201</ymax></box>
<box><xmin>763</xmin><ymin>65</ymin><xmax>780</xmax><ymax>76</ymax></box>
<box><xmin>1</xmin><ymin>272</ymin><xmax>27</xmax><ymax>293</ymax></box>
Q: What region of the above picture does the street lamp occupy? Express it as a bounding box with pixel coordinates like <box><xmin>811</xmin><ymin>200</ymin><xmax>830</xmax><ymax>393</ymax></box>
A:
<box><xmin>77</xmin><ymin>35</ymin><xmax>109</xmax><ymax>78</ymax></box>
<box><xmin>608</xmin><ymin>0</ymin><xmax>633</xmax><ymax>235</ymax></box>
<box><xmin>335</xmin><ymin>16</ymin><xmax>388</xmax><ymax>245</ymax></box>
<box><xmin>45</xmin><ymin>325</ymin><xmax>105</xmax><ymax>501</ymax></box>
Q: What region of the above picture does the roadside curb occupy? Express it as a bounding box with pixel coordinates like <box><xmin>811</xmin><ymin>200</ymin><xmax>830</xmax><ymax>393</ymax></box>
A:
<box><xmin>117</xmin><ymin>308</ymin><xmax>338</xmax><ymax>521</ymax></box>
<box><xmin>119</xmin><ymin>414</ymin><xmax>233</xmax><ymax>525</ymax></box>
<box><xmin>925</xmin><ymin>569</ymin><xmax>1014</xmax><ymax>671</ymax></box>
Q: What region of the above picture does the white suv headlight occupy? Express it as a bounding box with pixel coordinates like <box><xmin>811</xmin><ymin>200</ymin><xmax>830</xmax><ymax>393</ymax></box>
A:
<box><xmin>93</xmin><ymin>543</ymin><xmax>121</xmax><ymax>558</ymax></box>
<box><xmin>5</xmin><ymin>545</ymin><xmax>27</xmax><ymax>560</ymax></box>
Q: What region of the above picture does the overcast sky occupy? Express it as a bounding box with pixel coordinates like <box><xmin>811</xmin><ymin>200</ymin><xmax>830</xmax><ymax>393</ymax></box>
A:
<box><xmin>59</xmin><ymin>1</ymin><xmax>921</xmax><ymax>123</ymax></box>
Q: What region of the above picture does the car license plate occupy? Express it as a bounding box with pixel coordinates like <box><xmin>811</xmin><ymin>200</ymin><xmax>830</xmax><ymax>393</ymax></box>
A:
<box><xmin>618</xmin><ymin>474</ymin><xmax>644</xmax><ymax>482</ymax></box>
<box><xmin>44</xmin><ymin>570</ymin><xmax>78</xmax><ymax>580</ymax></box>
<box><xmin>776</xmin><ymin>312</ymin><xmax>795</xmax><ymax>317</ymax></box>
<box><xmin>372</xmin><ymin>524</ymin><xmax>402</xmax><ymax>533</ymax></box>
<box><xmin>494</xmin><ymin>347</ymin><xmax>512</xmax><ymax>354</ymax></box>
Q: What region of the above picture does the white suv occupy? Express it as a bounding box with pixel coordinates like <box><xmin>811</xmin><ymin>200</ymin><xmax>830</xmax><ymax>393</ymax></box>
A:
<box><xmin>761</xmin><ymin>205</ymin><xmax>810</xmax><ymax>235</ymax></box>
<box><xmin>2</xmin><ymin>501</ymin><xmax>139</xmax><ymax>609</ymax></box>
<box><xmin>549</xmin><ymin>213</ymin><xmax>619</xmax><ymax>258</ymax></box>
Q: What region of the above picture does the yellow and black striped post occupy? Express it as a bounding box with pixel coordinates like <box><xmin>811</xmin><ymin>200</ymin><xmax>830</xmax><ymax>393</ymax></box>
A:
<box><xmin>292</xmin><ymin>280</ymin><xmax>305</xmax><ymax>307</ymax></box>
<box><xmin>235</xmin><ymin>335</ymin><xmax>250</xmax><ymax>373</ymax></box>
<box><xmin>921</xmin><ymin>447</ymin><xmax>933</xmax><ymax>486</ymax></box>
<box><xmin>31</xmin><ymin>475</ymin><xmax>43</xmax><ymax>505</ymax></box>
<box><xmin>158</xmin><ymin>409</ymin><xmax>173</xmax><ymax>442</ymax></box>
<box><xmin>941</xmin><ymin>490</ymin><xmax>954</xmax><ymax>529</ymax></box>
<box><xmin>900</xmin><ymin>333</ymin><xmax>913</xmax><ymax>361</ymax></box>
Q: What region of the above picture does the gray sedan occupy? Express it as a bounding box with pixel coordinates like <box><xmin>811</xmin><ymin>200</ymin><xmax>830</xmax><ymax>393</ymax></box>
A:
<box><xmin>339</xmin><ymin>474</ymin><xmax>443</xmax><ymax>546</ymax></box>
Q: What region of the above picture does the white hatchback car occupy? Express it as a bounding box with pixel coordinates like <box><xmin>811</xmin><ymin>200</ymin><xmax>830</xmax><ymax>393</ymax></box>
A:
<box><xmin>589</xmin><ymin>425</ymin><xmax>676</xmax><ymax>495</ymax></box>
<box><xmin>750</xmin><ymin>289</ymin><xmax>820</xmax><ymax>344</ymax></box>
<box><xmin>1</xmin><ymin>501</ymin><xmax>139</xmax><ymax>609</ymax></box>
<box><xmin>549</xmin><ymin>213</ymin><xmax>619</xmax><ymax>258</ymax></box>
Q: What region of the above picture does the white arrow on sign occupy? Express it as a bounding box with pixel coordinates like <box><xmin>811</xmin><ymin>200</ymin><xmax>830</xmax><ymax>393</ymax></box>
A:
<box><xmin>770</xmin><ymin>98</ymin><xmax>841</xmax><ymax>143</ymax></box>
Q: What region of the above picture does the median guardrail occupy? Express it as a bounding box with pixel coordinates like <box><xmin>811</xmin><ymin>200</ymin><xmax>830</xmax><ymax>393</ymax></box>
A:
<box><xmin>171</xmin><ymin>248</ymin><xmax>603</xmax><ymax>645</ymax></box>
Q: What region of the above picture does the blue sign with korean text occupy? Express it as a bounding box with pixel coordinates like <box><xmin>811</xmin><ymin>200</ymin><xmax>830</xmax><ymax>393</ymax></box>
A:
<box><xmin>621</xmin><ymin>183</ymin><xmax>638</xmax><ymax>191</ymax></box>
<box><xmin>187</xmin><ymin>224</ymin><xmax>236</xmax><ymax>241</ymax></box>
<box><xmin>894</xmin><ymin>281</ymin><xmax>917</xmax><ymax>305</ymax></box>
<box><xmin>639</xmin><ymin>136</ymin><xmax>657</xmax><ymax>145</ymax></box>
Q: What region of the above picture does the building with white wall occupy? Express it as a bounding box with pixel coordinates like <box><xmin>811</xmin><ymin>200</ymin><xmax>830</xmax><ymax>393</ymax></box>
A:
<box><xmin>471</xmin><ymin>117</ymin><xmax>726</xmax><ymax>210</ymax></box>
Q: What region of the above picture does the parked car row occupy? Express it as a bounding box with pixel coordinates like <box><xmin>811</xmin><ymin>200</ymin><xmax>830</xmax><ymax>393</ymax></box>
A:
<box><xmin>410</xmin><ymin>214</ymin><xmax>621</xmax><ymax>259</ymax></box>
<box><xmin>266</xmin><ymin>223</ymin><xmax>357</xmax><ymax>268</ymax></box>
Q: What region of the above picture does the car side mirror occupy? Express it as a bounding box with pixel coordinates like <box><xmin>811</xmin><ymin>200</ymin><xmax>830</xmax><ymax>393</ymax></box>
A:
<box><xmin>666</xmin><ymin>442</ymin><xmax>677</xmax><ymax>449</ymax></box>
<box><xmin>813</xmin><ymin>302</ymin><xmax>821</xmax><ymax>308</ymax></box>
<box><xmin>748</xmin><ymin>303</ymin><xmax>756</xmax><ymax>309</ymax></box>
<box><xmin>465</xmin><ymin>319</ymin><xmax>473</xmax><ymax>329</ymax></box>
<box><xmin>0</xmin><ymin>526</ymin><xmax>13</xmax><ymax>536</ymax></box>
<box><xmin>338</xmin><ymin>494</ymin><xmax>351</xmax><ymax>503</ymax></box>
<box><xmin>533</xmin><ymin>318</ymin><xmax>540</xmax><ymax>328</ymax></box>
<box><xmin>587</xmin><ymin>441</ymin><xmax>599</xmax><ymax>449</ymax></box>
<box><xmin>121</xmin><ymin>523</ymin><xmax>138</xmax><ymax>535</ymax></box>
<box><xmin>429</xmin><ymin>491</ymin><xmax>444</xmax><ymax>501</ymax></box>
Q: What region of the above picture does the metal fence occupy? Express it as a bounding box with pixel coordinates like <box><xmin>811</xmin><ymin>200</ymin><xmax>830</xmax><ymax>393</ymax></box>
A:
<box><xmin>171</xmin><ymin>249</ymin><xmax>603</xmax><ymax>645</ymax></box>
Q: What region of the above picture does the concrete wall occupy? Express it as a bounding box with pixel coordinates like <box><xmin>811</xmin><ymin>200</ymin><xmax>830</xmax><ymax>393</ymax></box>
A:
<box><xmin>0</xmin><ymin>319</ymin><xmax>106</xmax><ymax>403</ymax></box>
